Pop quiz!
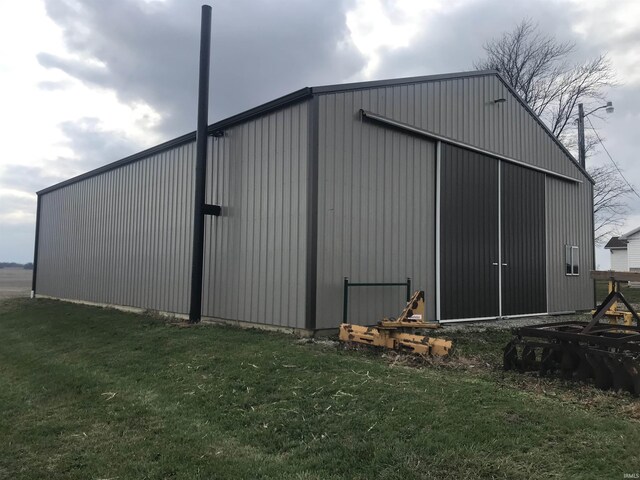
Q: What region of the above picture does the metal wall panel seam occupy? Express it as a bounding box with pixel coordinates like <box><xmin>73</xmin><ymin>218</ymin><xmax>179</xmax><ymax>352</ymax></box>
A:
<box><xmin>282</xmin><ymin>108</ymin><xmax>291</xmax><ymax>326</ymax></box>
<box><xmin>151</xmin><ymin>154</ymin><xmax>161</xmax><ymax>309</ymax></box>
<box><xmin>590</xmin><ymin>182</ymin><xmax>596</xmax><ymax>307</ymax></box>
<box><xmin>122</xmin><ymin>165</ymin><xmax>131</xmax><ymax>306</ymax></box>
<box><xmin>171</xmin><ymin>149</ymin><xmax>179</xmax><ymax>311</ymax></box>
<box><xmin>113</xmin><ymin>167</ymin><xmax>122</xmax><ymax>306</ymax></box>
<box><xmin>265</xmin><ymin>114</ymin><xmax>275</xmax><ymax>324</ymax></box>
<box><xmin>127</xmin><ymin>163</ymin><xmax>136</xmax><ymax>307</ymax></box>
<box><xmin>111</xmin><ymin>168</ymin><xmax>119</xmax><ymax>305</ymax></box>
<box><xmin>175</xmin><ymin>148</ymin><xmax>184</xmax><ymax>312</ymax></box>
<box><xmin>224</xmin><ymin>135</ymin><xmax>232</xmax><ymax>318</ymax></box>
<box><xmin>435</xmin><ymin>141</ymin><xmax>441</xmax><ymax>321</ymax></box>
<box><xmin>136</xmin><ymin>160</ymin><xmax>145</xmax><ymax>308</ymax></box>
<box><xmin>249</xmin><ymin>119</ymin><xmax>259</xmax><ymax>322</ymax></box>
<box><xmin>498</xmin><ymin>161</ymin><xmax>502</xmax><ymax>317</ymax></box>
<box><xmin>306</xmin><ymin>96</ymin><xmax>320</xmax><ymax>329</ymax></box>
<box><xmin>103</xmin><ymin>171</ymin><xmax>112</xmax><ymax>304</ymax></box>
<box><xmin>241</xmin><ymin>123</ymin><xmax>252</xmax><ymax>322</ymax></box>
<box><xmin>285</xmin><ymin>112</ymin><xmax>294</xmax><ymax>325</ymax></box>
<box><xmin>274</xmin><ymin>110</ymin><xmax>283</xmax><ymax>325</ymax></box>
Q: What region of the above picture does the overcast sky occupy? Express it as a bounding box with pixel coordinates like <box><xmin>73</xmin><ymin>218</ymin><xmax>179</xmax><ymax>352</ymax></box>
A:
<box><xmin>1</xmin><ymin>0</ymin><xmax>639</xmax><ymax>268</ymax></box>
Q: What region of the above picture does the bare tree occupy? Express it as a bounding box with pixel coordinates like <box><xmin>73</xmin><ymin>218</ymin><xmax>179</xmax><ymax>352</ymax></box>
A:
<box><xmin>476</xmin><ymin>20</ymin><xmax>629</xmax><ymax>246</ymax></box>
<box><xmin>475</xmin><ymin>20</ymin><xmax>615</xmax><ymax>139</ymax></box>
<box><xmin>591</xmin><ymin>164</ymin><xmax>630</xmax><ymax>245</ymax></box>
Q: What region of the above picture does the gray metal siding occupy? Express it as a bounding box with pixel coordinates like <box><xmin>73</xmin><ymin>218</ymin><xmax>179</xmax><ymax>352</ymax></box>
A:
<box><xmin>316</xmin><ymin>91</ymin><xmax>436</xmax><ymax>329</ymax></box>
<box><xmin>36</xmin><ymin>142</ymin><xmax>196</xmax><ymax>313</ymax></box>
<box><xmin>546</xmin><ymin>177</ymin><xmax>594</xmax><ymax>312</ymax></box>
<box><xmin>323</xmin><ymin>76</ymin><xmax>583</xmax><ymax>182</ymax></box>
<box><xmin>202</xmin><ymin>101</ymin><xmax>309</xmax><ymax>328</ymax></box>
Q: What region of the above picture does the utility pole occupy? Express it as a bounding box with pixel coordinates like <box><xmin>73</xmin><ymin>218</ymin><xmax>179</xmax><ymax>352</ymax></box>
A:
<box><xmin>576</xmin><ymin>100</ymin><xmax>614</xmax><ymax>309</ymax></box>
<box><xmin>577</xmin><ymin>101</ymin><xmax>614</xmax><ymax>169</ymax></box>
<box><xmin>578</xmin><ymin>103</ymin><xmax>586</xmax><ymax>169</ymax></box>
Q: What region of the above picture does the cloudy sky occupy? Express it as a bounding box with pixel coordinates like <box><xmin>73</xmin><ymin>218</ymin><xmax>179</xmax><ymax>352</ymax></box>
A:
<box><xmin>1</xmin><ymin>0</ymin><xmax>639</xmax><ymax>268</ymax></box>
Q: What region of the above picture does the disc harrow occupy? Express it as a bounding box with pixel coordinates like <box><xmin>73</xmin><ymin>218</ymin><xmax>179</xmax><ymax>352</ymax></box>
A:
<box><xmin>504</xmin><ymin>321</ymin><xmax>640</xmax><ymax>395</ymax></box>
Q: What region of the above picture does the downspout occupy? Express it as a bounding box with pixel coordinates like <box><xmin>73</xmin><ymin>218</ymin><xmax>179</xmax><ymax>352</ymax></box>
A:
<box><xmin>189</xmin><ymin>5</ymin><xmax>212</xmax><ymax>322</ymax></box>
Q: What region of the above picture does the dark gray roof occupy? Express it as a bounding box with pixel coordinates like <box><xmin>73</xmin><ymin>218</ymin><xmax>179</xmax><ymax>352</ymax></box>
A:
<box><xmin>604</xmin><ymin>236</ymin><xmax>628</xmax><ymax>249</ymax></box>
<box><xmin>37</xmin><ymin>69</ymin><xmax>592</xmax><ymax>195</ymax></box>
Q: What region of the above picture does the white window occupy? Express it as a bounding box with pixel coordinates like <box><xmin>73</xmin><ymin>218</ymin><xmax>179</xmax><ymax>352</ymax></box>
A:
<box><xmin>565</xmin><ymin>245</ymin><xmax>579</xmax><ymax>276</ymax></box>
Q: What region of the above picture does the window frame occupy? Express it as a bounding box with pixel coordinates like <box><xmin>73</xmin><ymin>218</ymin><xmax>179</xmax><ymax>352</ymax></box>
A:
<box><xmin>565</xmin><ymin>244</ymin><xmax>579</xmax><ymax>276</ymax></box>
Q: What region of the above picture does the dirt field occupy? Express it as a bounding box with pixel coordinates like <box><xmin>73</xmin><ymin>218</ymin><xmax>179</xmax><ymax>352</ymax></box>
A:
<box><xmin>0</xmin><ymin>268</ymin><xmax>32</xmax><ymax>300</ymax></box>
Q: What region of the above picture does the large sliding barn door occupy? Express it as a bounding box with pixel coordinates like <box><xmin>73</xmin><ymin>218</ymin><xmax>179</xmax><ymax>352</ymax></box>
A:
<box><xmin>439</xmin><ymin>144</ymin><xmax>546</xmax><ymax>320</ymax></box>
<box><xmin>500</xmin><ymin>162</ymin><xmax>546</xmax><ymax>315</ymax></box>
<box><xmin>440</xmin><ymin>144</ymin><xmax>499</xmax><ymax>320</ymax></box>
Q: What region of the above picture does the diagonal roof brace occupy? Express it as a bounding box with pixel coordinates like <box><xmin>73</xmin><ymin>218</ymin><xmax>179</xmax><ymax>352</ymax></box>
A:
<box><xmin>360</xmin><ymin>109</ymin><xmax>584</xmax><ymax>184</ymax></box>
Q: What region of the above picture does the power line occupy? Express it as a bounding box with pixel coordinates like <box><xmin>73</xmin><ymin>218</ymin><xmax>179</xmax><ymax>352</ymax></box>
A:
<box><xmin>586</xmin><ymin>115</ymin><xmax>640</xmax><ymax>200</ymax></box>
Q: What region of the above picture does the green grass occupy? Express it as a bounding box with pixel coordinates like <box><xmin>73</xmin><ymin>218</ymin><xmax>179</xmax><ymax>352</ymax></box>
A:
<box><xmin>596</xmin><ymin>279</ymin><xmax>640</xmax><ymax>304</ymax></box>
<box><xmin>1</xmin><ymin>298</ymin><xmax>639</xmax><ymax>479</ymax></box>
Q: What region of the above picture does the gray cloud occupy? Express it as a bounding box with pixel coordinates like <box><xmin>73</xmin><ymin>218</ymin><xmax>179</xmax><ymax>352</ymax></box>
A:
<box><xmin>1</xmin><ymin>117</ymin><xmax>140</xmax><ymax>195</ymax></box>
<box><xmin>37</xmin><ymin>79</ymin><xmax>73</xmax><ymax>91</ymax></box>
<box><xmin>57</xmin><ymin>117</ymin><xmax>141</xmax><ymax>171</ymax></box>
<box><xmin>38</xmin><ymin>52</ymin><xmax>110</xmax><ymax>86</ymax></box>
<box><xmin>5</xmin><ymin>0</ymin><xmax>636</xmax><ymax>265</ymax></box>
<box><xmin>0</xmin><ymin>193</ymin><xmax>36</xmax><ymax>217</ymax></box>
<box><xmin>0</xmin><ymin>193</ymin><xmax>36</xmax><ymax>263</ymax></box>
<box><xmin>0</xmin><ymin>166</ymin><xmax>63</xmax><ymax>194</ymax></box>
<box><xmin>0</xmin><ymin>219</ymin><xmax>35</xmax><ymax>263</ymax></box>
<box><xmin>371</xmin><ymin>0</ymin><xmax>580</xmax><ymax>79</ymax></box>
<box><xmin>40</xmin><ymin>0</ymin><xmax>365</xmax><ymax>138</ymax></box>
<box><xmin>590</xmin><ymin>84</ymin><xmax>640</xmax><ymax>213</ymax></box>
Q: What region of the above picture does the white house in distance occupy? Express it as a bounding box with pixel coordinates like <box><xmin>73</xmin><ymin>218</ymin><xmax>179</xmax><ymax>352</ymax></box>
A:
<box><xmin>604</xmin><ymin>226</ymin><xmax>640</xmax><ymax>275</ymax></box>
<box><xmin>605</xmin><ymin>235</ymin><xmax>629</xmax><ymax>271</ymax></box>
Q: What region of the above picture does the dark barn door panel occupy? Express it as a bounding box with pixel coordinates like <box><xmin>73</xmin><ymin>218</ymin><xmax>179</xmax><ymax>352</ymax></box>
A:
<box><xmin>440</xmin><ymin>144</ymin><xmax>499</xmax><ymax>320</ymax></box>
<box><xmin>500</xmin><ymin>162</ymin><xmax>546</xmax><ymax>315</ymax></box>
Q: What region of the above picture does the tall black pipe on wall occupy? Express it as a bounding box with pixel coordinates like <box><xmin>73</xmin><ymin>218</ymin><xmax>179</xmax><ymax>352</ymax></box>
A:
<box><xmin>189</xmin><ymin>5</ymin><xmax>212</xmax><ymax>322</ymax></box>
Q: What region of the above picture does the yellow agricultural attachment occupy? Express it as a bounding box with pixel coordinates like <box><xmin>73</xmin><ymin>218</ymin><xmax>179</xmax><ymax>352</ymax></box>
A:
<box><xmin>590</xmin><ymin>277</ymin><xmax>635</xmax><ymax>326</ymax></box>
<box><xmin>339</xmin><ymin>291</ymin><xmax>452</xmax><ymax>357</ymax></box>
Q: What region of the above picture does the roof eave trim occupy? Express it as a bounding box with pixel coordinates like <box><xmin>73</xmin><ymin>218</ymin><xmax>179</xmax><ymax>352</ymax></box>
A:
<box><xmin>38</xmin><ymin>88</ymin><xmax>314</xmax><ymax>196</ymax></box>
<box><xmin>311</xmin><ymin>69</ymin><xmax>498</xmax><ymax>95</ymax></box>
<box><xmin>619</xmin><ymin>226</ymin><xmax>640</xmax><ymax>240</ymax></box>
<box><xmin>37</xmin><ymin>131</ymin><xmax>197</xmax><ymax>196</ymax></box>
<box><xmin>208</xmin><ymin>87</ymin><xmax>312</xmax><ymax>134</ymax></box>
<box><xmin>360</xmin><ymin>109</ymin><xmax>583</xmax><ymax>184</ymax></box>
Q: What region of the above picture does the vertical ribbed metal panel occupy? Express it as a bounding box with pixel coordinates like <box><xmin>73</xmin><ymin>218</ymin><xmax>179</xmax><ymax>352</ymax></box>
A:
<box><xmin>501</xmin><ymin>162</ymin><xmax>546</xmax><ymax>315</ymax></box>
<box><xmin>342</xmin><ymin>75</ymin><xmax>584</xmax><ymax>181</ymax></box>
<box><xmin>440</xmin><ymin>144</ymin><xmax>499</xmax><ymax>320</ymax></box>
<box><xmin>546</xmin><ymin>177</ymin><xmax>594</xmax><ymax>312</ymax></box>
<box><xmin>201</xmin><ymin>101</ymin><xmax>309</xmax><ymax>328</ymax></box>
<box><xmin>316</xmin><ymin>90</ymin><xmax>436</xmax><ymax>329</ymax></box>
<box><xmin>36</xmin><ymin>142</ymin><xmax>196</xmax><ymax>313</ymax></box>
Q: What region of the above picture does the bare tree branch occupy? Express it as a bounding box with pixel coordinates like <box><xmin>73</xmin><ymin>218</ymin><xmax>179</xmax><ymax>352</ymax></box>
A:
<box><xmin>475</xmin><ymin>20</ymin><xmax>624</xmax><ymax>247</ymax></box>
<box><xmin>474</xmin><ymin>20</ymin><xmax>615</xmax><ymax>137</ymax></box>
<box><xmin>588</xmin><ymin>164</ymin><xmax>631</xmax><ymax>246</ymax></box>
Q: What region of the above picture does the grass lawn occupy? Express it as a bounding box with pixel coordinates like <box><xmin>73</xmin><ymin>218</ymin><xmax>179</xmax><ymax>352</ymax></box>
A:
<box><xmin>1</xmin><ymin>299</ymin><xmax>639</xmax><ymax>479</ymax></box>
<box><xmin>595</xmin><ymin>279</ymin><xmax>640</xmax><ymax>304</ymax></box>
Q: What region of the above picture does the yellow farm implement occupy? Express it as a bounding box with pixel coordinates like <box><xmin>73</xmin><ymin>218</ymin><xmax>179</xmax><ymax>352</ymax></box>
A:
<box><xmin>339</xmin><ymin>291</ymin><xmax>452</xmax><ymax>357</ymax></box>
